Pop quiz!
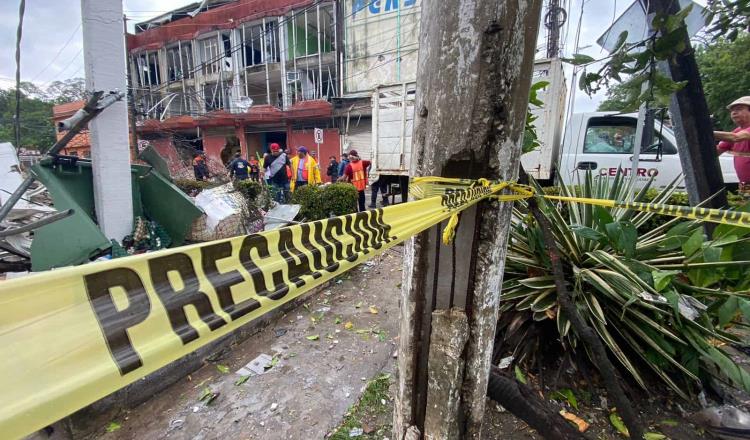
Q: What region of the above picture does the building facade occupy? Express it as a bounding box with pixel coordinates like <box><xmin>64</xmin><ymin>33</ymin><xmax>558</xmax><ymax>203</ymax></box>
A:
<box><xmin>128</xmin><ymin>0</ymin><xmax>342</xmax><ymax>165</ymax></box>
<box><xmin>127</xmin><ymin>0</ymin><xmax>421</xmax><ymax>167</ymax></box>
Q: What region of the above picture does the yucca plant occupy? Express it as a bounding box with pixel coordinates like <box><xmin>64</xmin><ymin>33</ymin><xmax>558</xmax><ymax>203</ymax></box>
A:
<box><xmin>500</xmin><ymin>171</ymin><xmax>750</xmax><ymax>399</ymax></box>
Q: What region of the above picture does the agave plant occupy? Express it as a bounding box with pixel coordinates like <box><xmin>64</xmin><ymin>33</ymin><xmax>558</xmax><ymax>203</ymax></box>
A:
<box><xmin>499</xmin><ymin>171</ymin><xmax>750</xmax><ymax>399</ymax></box>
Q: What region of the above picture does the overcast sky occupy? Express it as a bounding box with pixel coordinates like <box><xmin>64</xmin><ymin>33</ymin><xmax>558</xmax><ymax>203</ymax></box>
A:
<box><xmin>0</xmin><ymin>1</ymin><xmax>684</xmax><ymax>112</ymax></box>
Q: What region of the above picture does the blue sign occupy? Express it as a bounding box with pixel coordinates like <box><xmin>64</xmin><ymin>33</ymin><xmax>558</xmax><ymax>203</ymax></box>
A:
<box><xmin>353</xmin><ymin>0</ymin><xmax>417</xmax><ymax>19</ymax></box>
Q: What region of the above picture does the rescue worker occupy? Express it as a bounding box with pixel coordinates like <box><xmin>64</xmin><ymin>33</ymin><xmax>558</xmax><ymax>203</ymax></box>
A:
<box><xmin>227</xmin><ymin>152</ymin><xmax>251</xmax><ymax>181</ymax></box>
<box><xmin>716</xmin><ymin>96</ymin><xmax>750</xmax><ymax>191</ymax></box>
<box><xmin>290</xmin><ymin>146</ymin><xmax>322</xmax><ymax>192</ymax></box>
<box><xmin>339</xmin><ymin>150</ymin><xmax>371</xmax><ymax>212</ymax></box>
<box><xmin>193</xmin><ymin>153</ymin><xmax>209</xmax><ymax>181</ymax></box>
<box><xmin>249</xmin><ymin>156</ymin><xmax>261</xmax><ymax>182</ymax></box>
<box><xmin>263</xmin><ymin>143</ymin><xmax>291</xmax><ymax>203</ymax></box>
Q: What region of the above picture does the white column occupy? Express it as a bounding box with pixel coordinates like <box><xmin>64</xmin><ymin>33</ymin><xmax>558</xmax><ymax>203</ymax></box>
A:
<box><xmin>279</xmin><ymin>16</ymin><xmax>289</xmax><ymax>109</ymax></box>
<box><xmin>81</xmin><ymin>0</ymin><xmax>134</xmax><ymax>240</ymax></box>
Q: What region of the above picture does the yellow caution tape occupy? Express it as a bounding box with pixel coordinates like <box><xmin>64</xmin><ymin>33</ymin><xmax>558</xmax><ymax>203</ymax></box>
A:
<box><xmin>544</xmin><ymin>195</ymin><xmax>750</xmax><ymax>228</ymax></box>
<box><xmin>0</xmin><ymin>178</ymin><xmax>504</xmax><ymax>439</ymax></box>
<box><xmin>0</xmin><ymin>177</ymin><xmax>747</xmax><ymax>438</ymax></box>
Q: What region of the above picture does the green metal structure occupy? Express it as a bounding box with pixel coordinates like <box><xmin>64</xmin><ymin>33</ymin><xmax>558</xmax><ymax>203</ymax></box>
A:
<box><xmin>30</xmin><ymin>157</ymin><xmax>202</xmax><ymax>271</ymax></box>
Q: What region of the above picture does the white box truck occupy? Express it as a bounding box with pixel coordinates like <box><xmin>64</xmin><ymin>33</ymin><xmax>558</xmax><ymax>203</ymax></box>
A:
<box><xmin>520</xmin><ymin>61</ymin><xmax>739</xmax><ymax>188</ymax></box>
<box><xmin>368</xmin><ymin>58</ymin><xmax>739</xmax><ymax>193</ymax></box>
<box><xmin>368</xmin><ymin>60</ymin><xmax>564</xmax><ymax>201</ymax></box>
<box><xmin>554</xmin><ymin>112</ymin><xmax>739</xmax><ymax>188</ymax></box>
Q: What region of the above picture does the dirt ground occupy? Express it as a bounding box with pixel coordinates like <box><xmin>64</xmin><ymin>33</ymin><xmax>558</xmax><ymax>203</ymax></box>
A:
<box><xmin>80</xmin><ymin>247</ymin><xmax>403</xmax><ymax>440</ymax></box>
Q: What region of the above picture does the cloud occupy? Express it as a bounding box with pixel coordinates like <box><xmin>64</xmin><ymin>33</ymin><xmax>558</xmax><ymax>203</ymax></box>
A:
<box><xmin>0</xmin><ymin>0</ymin><xmax>195</xmax><ymax>87</ymax></box>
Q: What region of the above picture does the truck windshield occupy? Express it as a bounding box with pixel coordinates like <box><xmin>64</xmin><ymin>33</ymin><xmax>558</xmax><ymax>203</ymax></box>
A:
<box><xmin>582</xmin><ymin>118</ymin><xmax>636</xmax><ymax>154</ymax></box>
<box><xmin>582</xmin><ymin>117</ymin><xmax>677</xmax><ymax>155</ymax></box>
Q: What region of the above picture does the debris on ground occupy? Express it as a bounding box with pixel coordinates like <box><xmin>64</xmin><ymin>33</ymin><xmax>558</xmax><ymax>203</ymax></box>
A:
<box><xmin>189</xmin><ymin>183</ymin><xmax>259</xmax><ymax>240</ymax></box>
<box><xmin>235</xmin><ymin>354</ymin><xmax>276</xmax><ymax>377</ymax></box>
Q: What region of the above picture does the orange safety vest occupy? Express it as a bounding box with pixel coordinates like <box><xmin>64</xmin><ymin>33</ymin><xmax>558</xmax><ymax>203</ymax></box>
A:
<box><xmin>350</xmin><ymin>160</ymin><xmax>367</xmax><ymax>191</ymax></box>
<box><xmin>297</xmin><ymin>157</ymin><xmax>309</xmax><ymax>181</ymax></box>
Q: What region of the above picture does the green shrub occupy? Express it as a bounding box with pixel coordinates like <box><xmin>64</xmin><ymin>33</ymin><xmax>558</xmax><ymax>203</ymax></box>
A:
<box><xmin>234</xmin><ymin>180</ymin><xmax>263</xmax><ymax>201</ymax></box>
<box><xmin>290</xmin><ymin>183</ymin><xmax>358</xmax><ymax>221</ymax></box>
<box><xmin>324</xmin><ymin>183</ymin><xmax>360</xmax><ymax>216</ymax></box>
<box><xmin>173</xmin><ymin>179</ymin><xmax>218</xmax><ymax>195</ymax></box>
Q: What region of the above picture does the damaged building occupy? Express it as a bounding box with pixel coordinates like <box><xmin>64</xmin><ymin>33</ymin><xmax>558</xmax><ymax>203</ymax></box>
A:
<box><xmin>128</xmin><ymin>0</ymin><xmax>341</xmax><ymax>165</ymax></box>
<box><xmin>127</xmin><ymin>0</ymin><xmax>421</xmax><ymax>167</ymax></box>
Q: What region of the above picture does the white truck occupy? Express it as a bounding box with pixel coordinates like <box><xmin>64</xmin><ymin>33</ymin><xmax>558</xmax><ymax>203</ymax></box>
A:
<box><xmin>369</xmin><ymin>83</ymin><xmax>416</xmax><ymax>202</ymax></box>
<box><xmin>521</xmin><ymin>59</ymin><xmax>739</xmax><ymax>188</ymax></box>
<box><xmin>369</xmin><ymin>58</ymin><xmax>739</xmax><ymax>193</ymax></box>
<box><xmin>552</xmin><ymin>112</ymin><xmax>739</xmax><ymax>188</ymax></box>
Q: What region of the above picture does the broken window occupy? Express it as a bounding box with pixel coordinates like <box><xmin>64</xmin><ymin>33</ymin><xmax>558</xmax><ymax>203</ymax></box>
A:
<box><xmin>134</xmin><ymin>52</ymin><xmax>161</xmax><ymax>87</ymax></box>
<box><xmin>241</xmin><ymin>20</ymin><xmax>280</xmax><ymax>68</ymax></box>
<box><xmin>166</xmin><ymin>43</ymin><xmax>194</xmax><ymax>81</ymax></box>
<box><xmin>147</xmin><ymin>52</ymin><xmax>161</xmax><ymax>85</ymax></box>
<box><xmin>201</xmin><ymin>37</ymin><xmax>221</xmax><ymax>75</ymax></box>
<box><xmin>287</xmin><ymin>3</ymin><xmax>335</xmax><ymax>58</ymax></box>
<box><xmin>203</xmin><ymin>82</ymin><xmax>226</xmax><ymax>111</ymax></box>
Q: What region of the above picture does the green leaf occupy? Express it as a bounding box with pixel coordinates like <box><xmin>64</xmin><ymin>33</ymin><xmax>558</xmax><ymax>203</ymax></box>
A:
<box><xmin>562</xmin><ymin>53</ymin><xmax>596</xmax><ymax>66</ymax></box>
<box><xmin>593</xmin><ymin>205</ymin><xmax>615</xmax><ymax>229</ymax></box>
<box><xmin>306</xmin><ymin>334</ymin><xmax>320</xmax><ymax>341</ymax></box>
<box><xmin>702</xmin><ymin>245</ymin><xmax>722</xmax><ymax>263</ymax></box>
<box><xmin>644</xmin><ymin>433</ymin><xmax>667</xmax><ymax>440</ymax></box>
<box><xmin>571</xmin><ymin>225</ymin><xmax>608</xmax><ymax>243</ymax></box>
<box><xmin>216</xmin><ymin>364</ymin><xmax>229</xmax><ymax>374</ymax></box>
<box><xmin>682</xmin><ymin>229</ymin><xmax>704</xmax><ymax>257</ymax></box>
<box><xmin>613</xmin><ymin>31</ymin><xmax>629</xmax><ymax>51</ymax></box>
<box><xmin>718</xmin><ymin>296</ymin><xmax>740</xmax><ymax>326</ymax></box>
<box><xmin>739</xmin><ymin>298</ymin><xmax>750</xmax><ymax>323</ymax></box>
<box><xmin>609</xmin><ymin>412</ymin><xmax>630</xmax><ymax>437</ymax></box>
<box><xmin>514</xmin><ymin>365</ymin><xmax>527</xmax><ymax>384</ymax></box>
<box><xmin>618</xmin><ymin>222</ymin><xmax>638</xmax><ymax>258</ymax></box>
<box><xmin>519</xmin><ymin>276</ymin><xmax>556</xmax><ymax>289</ymax></box>
<box><xmin>529</xmin><ymin>81</ymin><xmax>549</xmax><ymax>107</ymax></box>
<box><xmin>106</xmin><ymin>422</ymin><xmax>122</xmax><ymax>433</ymax></box>
<box><xmin>652</xmin><ymin>270</ymin><xmax>680</xmax><ymax>292</ymax></box>
<box><xmin>551</xmin><ymin>388</ymin><xmax>579</xmax><ymax>410</ymax></box>
<box><xmin>659</xmin><ymin>419</ymin><xmax>678</xmax><ymax>427</ymax></box>
<box><xmin>235</xmin><ymin>375</ymin><xmax>251</xmax><ymax>386</ymax></box>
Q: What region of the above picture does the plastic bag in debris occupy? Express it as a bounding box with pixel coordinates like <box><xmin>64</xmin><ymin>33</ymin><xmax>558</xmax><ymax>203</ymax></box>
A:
<box><xmin>189</xmin><ymin>184</ymin><xmax>264</xmax><ymax>241</ymax></box>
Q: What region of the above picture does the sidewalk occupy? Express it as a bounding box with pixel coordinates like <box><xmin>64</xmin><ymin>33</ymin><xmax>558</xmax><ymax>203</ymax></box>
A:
<box><xmin>78</xmin><ymin>248</ymin><xmax>404</xmax><ymax>440</ymax></box>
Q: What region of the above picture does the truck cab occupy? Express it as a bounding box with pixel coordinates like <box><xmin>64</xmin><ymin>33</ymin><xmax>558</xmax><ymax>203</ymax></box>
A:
<box><xmin>556</xmin><ymin>112</ymin><xmax>739</xmax><ymax>188</ymax></box>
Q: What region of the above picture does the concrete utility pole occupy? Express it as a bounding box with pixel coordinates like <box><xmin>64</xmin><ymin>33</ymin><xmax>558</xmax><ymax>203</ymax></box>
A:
<box><xmin>646</xmin><ymin>0</ymin><xmax>728</xmax><ymax>211</ymax></box>
<box><xmin>393</xmin><ymin>1</ymin><xmax>543</xmax><ymax>439</ymax></box>
<box><xmin>81</xmin><ymin>0</ymin><xmax>134</xmax><ymax>240</ymax></box>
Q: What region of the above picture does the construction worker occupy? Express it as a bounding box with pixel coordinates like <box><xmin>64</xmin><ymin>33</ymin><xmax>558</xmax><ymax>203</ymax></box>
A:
<box><xmin>290</xmin><ymin>146</ymin><xmax>322</xmax><ymax>192</ymax></box>
<box><xmin>227</xmin><ymin>152</ymin><xmax>251</xmax><ymax>181</ymax></box>
<box><xmin>339</xmin><ymin>150</ymin><xmax>371</xmax><ymax>212</ymax></box>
